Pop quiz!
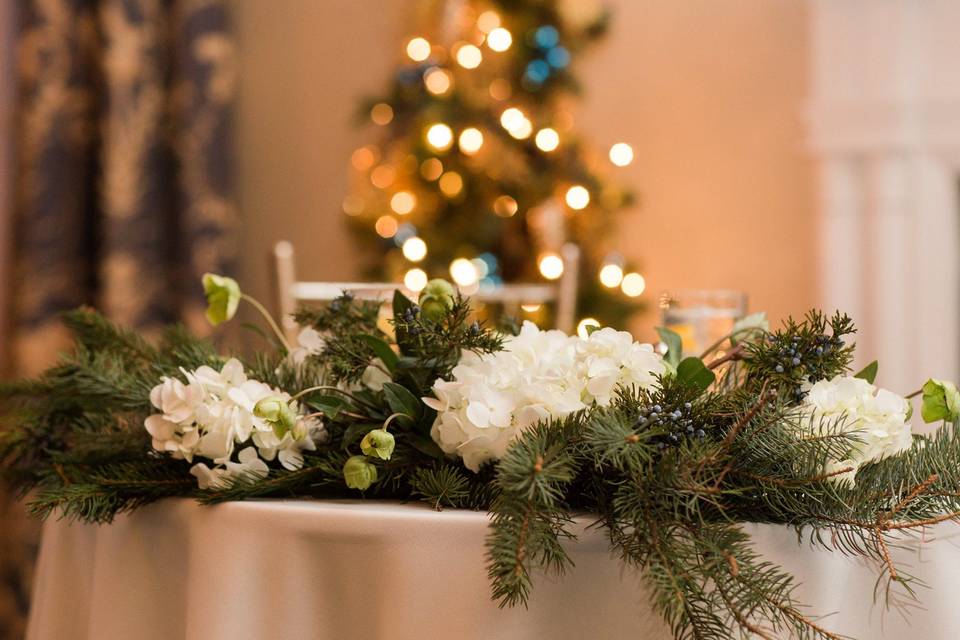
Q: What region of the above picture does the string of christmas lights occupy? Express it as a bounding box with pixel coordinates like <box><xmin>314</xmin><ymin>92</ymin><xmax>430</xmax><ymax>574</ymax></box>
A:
<box><xmin>344</xmin><ymin>0</ymin><xmax>646</xmax><ymax>330</ymax></box>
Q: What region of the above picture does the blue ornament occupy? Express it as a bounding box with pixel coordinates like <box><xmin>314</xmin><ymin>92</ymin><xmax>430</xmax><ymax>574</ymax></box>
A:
<box><xmin>546</xmin><ymin>46</ymin><xmax>570</xmax><ymax>69</ymax></box>
<box><xmin>533</xmin><ymin>25</ymin><xmax>560</xmax><ymax>49</ymax></box>
<box><xmin>478</xmin><ymin>252</ymin><xmax>499</xmax><ymax>272</ymax></box>
<box><xmin>394</xmin><ymin>223</ymin><xmax>417</xmax><ymax>245</ymax></box>
<box><xmin>524</xmin><ymin>59</ymin><xmax>551</xmax><ymax>84</ymax></box>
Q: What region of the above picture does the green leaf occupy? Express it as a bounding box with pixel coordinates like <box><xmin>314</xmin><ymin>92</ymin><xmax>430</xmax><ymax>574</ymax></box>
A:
<box><xmin>407</xmin><ymin>434</ymin><xmax>445</xmax><ymax>459</ymax></box>
<box><xmin>656</xmin><ymin>327</ymin><xmax>683</xmax><ymax>369</ymax></box>
<box><xmin>393</xmin><ymin>289</ymin><xmax>415</xmax><ymax>318</ymax></box>
<box><xmin>675</xmin><ymin>357</ymin><xmax>716</xmax><ymax>394</ymax></box>
<box><xmin>359</xmin><ymin>334</ymin><xmax>398</xmax><ymax>372</ymax></box>
<box><xmin>854</xmin><ymin>360</ymin><xmax>878</xmax><ymax>384</ymax></box>
<box><xmin>301</xmin><ymin>394</ymin><xmax>345</xmax><ymax>419</ymax></box>
<box><xmin>382</xmin><ymin>381</ymin><xmax>423</xmax><ymax>424</ymax></box>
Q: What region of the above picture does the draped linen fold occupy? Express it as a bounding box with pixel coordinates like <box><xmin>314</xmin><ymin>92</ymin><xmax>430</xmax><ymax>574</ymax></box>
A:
<box><xmin>26</xmin><ymin>500</ymin><xmax>960</xmax><ymax>640</ymax></box>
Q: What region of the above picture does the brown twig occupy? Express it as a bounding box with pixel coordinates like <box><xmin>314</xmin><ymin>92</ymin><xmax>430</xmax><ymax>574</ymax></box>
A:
<box><xmin>707</xmin><ymin>343</ymin><xmax>747</xmax><ymax>370</ymax></box>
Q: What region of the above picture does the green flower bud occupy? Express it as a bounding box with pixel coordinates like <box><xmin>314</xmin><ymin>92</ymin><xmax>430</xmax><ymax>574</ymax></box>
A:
<box><xmin>360</xmin><ymin>428</ymin><xmax>396</xmax><ymax>460</ymax></box>
<box><xmin>921</xmin><ymin>378</ymin><xmax>960</xmax><ymax>424</ymax></box>
<box><xmin>253</xmin><ymin>396</ymin><xmax>297</xmax><ymax>437</ymax></box>
<box><xmin>418</xmin><ymin>278</ymin><xmax>457</xmax><ymax>321</ymax></box>
<box><xmin>202</xmin><ymin>273</ymin><xmax>241</xmax><ymax>326</ymax></box>
<box><xmin>343</xmin><ymin>455</ymin><xmax>378</xmax><ymax>490</ymax></box>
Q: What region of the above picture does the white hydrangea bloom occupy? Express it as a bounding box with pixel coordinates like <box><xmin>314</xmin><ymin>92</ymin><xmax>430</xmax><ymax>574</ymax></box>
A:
<box><xmin>288</xmin><ymin>327</ymin><xmax>325</xmax><ymax>366</ymax></box>
<box><xmin>426</xmin><ymin>321</ymin><xmax>665</xmax><ymax>472</ymax></box>
<box><xmin>145</xmin><ymin>358</ymin><xmax>324</xmax><ymax>487</ymax></box>
<box><xmin>797</xmin><ymin>375</ymin><xmax>913</xmax><ymax>485</ymax></box>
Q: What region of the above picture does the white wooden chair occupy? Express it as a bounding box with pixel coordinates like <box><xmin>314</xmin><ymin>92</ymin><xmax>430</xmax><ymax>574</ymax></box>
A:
<box><xmin>273</xmin><ymin>241</ymin><xmax>580</xmax><ymax>343</ymax></box>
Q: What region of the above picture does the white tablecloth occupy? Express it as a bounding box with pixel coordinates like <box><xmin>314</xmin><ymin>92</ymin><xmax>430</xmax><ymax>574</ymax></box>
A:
<box><xmin>25</xmin><ymin>499</ymin><xmax>960</xmax><ymax>640</ymax></box>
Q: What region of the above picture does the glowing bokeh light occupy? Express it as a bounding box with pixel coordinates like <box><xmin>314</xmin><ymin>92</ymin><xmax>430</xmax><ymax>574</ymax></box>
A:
<box><xmin>423</xmin><ymin>68</ymin><xmax>453</xmax><ymax>95</ymax></box>
<box><xmin>565</xmin><ymin>185</ymin><xmax>590</xmax><ymax>210</ymax></box>
<box><xmin>458</xmin><ymin>128</ymin><xmax>484</xmax><ymax>154</ymax></box>
<box><xmin>450</xmin><ymin>258</ymin><xmax>479</xmax><ymax>286</ymax></box>
<box><xmin>402</xmin><ymin>236</ymin><xmax>427</xmax><ymax>262</ymax></box>
<box><xmin>370</xmin><ymin>103</ymin><xmax>393</xmax><ymax>125</ymax></box>
<box><xmin>420</xmin><ymin>158</ymin><xmax>443</xmax><ymax>181</ymax></box>
<box><xmin>487</xmin><ymin>27</ymin><xmax>512</xmax><ymax>52</ymax></box>
<box><xmin>404</xmin><ymin>268</ymin><xmax>428</xmax><ymax>292</ymax></box>
<box><xmin>599</xmin><ymin>264</ymin><xmax>624</xmax><ymax>288</ymax></box>
<box><xmin>406</xmin><ymin>37</ymin><xmax>431</xmax><ymax>62</ymax></box>
<box><xmin>538</xmin><ymin>252</ymin><xmax>564</xmax><ymax>280</ymax></box>
<box><xmin>375</xmin><ymin>215</ymin><xmax>398</xmax><ymax>238</ymax></box>
<box><xmin>390</xmin><ymin>191</ymin><xmax>416</xmax><ymax>215</ymax></box>
<box><xmin>577</xmin><ymin>318</ymin><xmax>601</xmax><ymax>339</ymax></box>
<box><xmin>621</xmin><ymin>272</ymin><xmax>646</xmax><ymax>297</ymax></box>
<box><xmin>425</xmin><ymin>123</ymin><xmax>454</xmax><ymax>151</ymax></box>
<box><xmin>477</xmin><ymin>10</ymin><xmax>500</xmax><ymax>33</ymax></box>
<box><xmin>439</xmin><ymin>171</ymin><xmax>464</xmax><ymax>197</ymax></box>
<box><xmin>609</xmin><ymin>142</ymin><xmax>634</xmax><ymax>167</ymax></box>
<box><xmin>456</xmin><ymin>44</ymin><xmax>482</xmax><ymax>69</ymax></box>
<box><xmin>493</xmin><ymin>194</ymin><xmax>518</xmax><ymax>217</ymax></box>
<box><xmin>534</xmin><ymin>128</ymin><xmax>559</xmax><ymax>152</ymax></box>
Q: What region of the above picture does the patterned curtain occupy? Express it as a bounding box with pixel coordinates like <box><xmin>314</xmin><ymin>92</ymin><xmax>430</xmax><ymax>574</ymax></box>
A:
<box><xmin>2</xmin><ymin>0</ymin><xmax>236</xmax><ymax>636</ymax></box>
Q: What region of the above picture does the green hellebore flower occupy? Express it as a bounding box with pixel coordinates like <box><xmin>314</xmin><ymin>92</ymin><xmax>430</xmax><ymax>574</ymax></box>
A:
<box><xmin>253</xmin><ymin>396</ymin><xmax>298</xmax><ymax>438</ymax></box>
<box><xmin>343</xmin><ymin>455</ymin><xmax>378</xmax><ymax>490</ymax></box>
<box><xmin>418</xmin><ymin>278</ymin><xmax>457</xmax><ymax>322</ymax></box>
<box><xmin>360</xmin><ymin>428</ymin><xmax>396</xmax><ymax>461</ymax></box>
<box><xmin>202</xmin><ymin>273</ymin><xmax>241</xmax><ymax>326</ymax></box>
<box><xmin>921</xmin><ymin>378</ymin><xmax>960</xmax><ymax>424</ymax></box>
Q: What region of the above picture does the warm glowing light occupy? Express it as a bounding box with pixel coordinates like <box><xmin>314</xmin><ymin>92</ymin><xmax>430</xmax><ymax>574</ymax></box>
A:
<box><xmin>341</xmin><ymin>195</ymin><xmax>364</xmax><ymax>216</ymax></box>
<box><xmin>577</xmin><ymin>318</ymin><xmax>601</xmax><ymax>339</ymax></box>
<box><xmin>621</xmin><ymin>272</ymin><xmax>646</xmax><ymax>297</ymax></box>
<box><xmin>455</xmin><ymin>44</ymin><xmax>482</xmax><ymax>69</ymax></box>
<box><xmin>609</xmin><ymin>142</ymin><xmax>634</xmax><ymax>167</ymax></box>
<box><xmin>565</xmin><ymin>185</ymin><xmax>590</xmax><ymax>210</ymax></box>
<box><xmin>406</xmin><ymin>37</ymin><xmax>432</xmax><ymax>62</ymax></box>
<box><xmin>534</xmin><ymin>128</ymin><xmax>559</xmax><ymax>152</ymax></box>
<box><xmin>423</xmin><ymin>67</ymin><xmax>453</xmax><ymax>95</ymax></box>
<box><xmin>439</xmin><ymin>171</ymin><xmax>463</xmax><ymax>197</ymax></box>
<box><xmin>420</xmin><ymin>158</ymin><xmax>443</xmax><ymax>181</ymax></box>
<box><xmin>508</xmin><ymin>118</ymin><xmax>532</xmax><ymax>139</ymax></box>
<box><xmin>599</xmin><ymin>264</ymin><xmax>624</xmax><ymax>288</ymax></box>
<box><xmin>375</xmin><ymin>215</ymin><xmax>398</xmax><ymax>238</ymax></box>
<box><xmin>458</xmin><ymin>128</ymin><xmax>484</xmax><ymax>154</ymax></box>
<box><xmin>402</xmin><ymin>236</ymin><xmax>427</xmax><ymax>262</ymax></box>
<box><xmin>477</xmin><ymin>10</ymin><xmax>500</xmax><ymax>33</ymax></box>
<box><xmin>370</xmin><ymin>164</ymin><xmax>396</xmax><ymax>189</ymax></box>
<box><xmin>370</xmin><ymin>103</ymin><xmax>394</xmax><ymax>125</ymax></box>
<box><xmin>489</xmin><ymin>79</ymin><xmax>512</xmax><ymax>101</ymax></box>
<box><xmin>538</xmin><ymin>252</ymin><xmax>564</xmax><ymax>280</ymax></box>
<box><xmin>390</xmin><ymin>191</ymin><xmax>416</xmax><ymax>215</ymax></box>
<box><xmin>487</xmin><ymin>27</ymin><xmax>512</xmax><ymax>52</ymax></box>
<box><xmin>425</xmin><ymin>123</ymin><xmax>454</xmax><ymax>151</ymax></box>
<box><xmin>404</xmin><ymin>268</ymin><xmax>428</xmax><ymax>292</ymax></box>
<box><xmin>351</xmin><ymin>147</ymin><xmax>376</xmax><ymax>171</ymax></box>
<box><xmin>520</xmin><ymin>303</ymin><xmax>542</xmax><ymax>313</ymax></box>
<box><xmin>500</xmin><ymin>107</ymin><xmax>525</xmax><ymax>131</ymax></box>
<box><xmin>450</xmin><ymin>258</ymin><xmax>479</xmax><ymax>286</ymax></box>
<box><xmin>493</xmin><ymin>195</ymin><xmax>518</xmax><ymax>217</ymax></box>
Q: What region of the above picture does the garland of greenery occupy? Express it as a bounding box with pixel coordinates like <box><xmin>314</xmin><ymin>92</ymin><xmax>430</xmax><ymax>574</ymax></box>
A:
<box><xmin>2</xmin><ymin>275</ymin><xmax>960</xmax><ymax>640</ymax></box>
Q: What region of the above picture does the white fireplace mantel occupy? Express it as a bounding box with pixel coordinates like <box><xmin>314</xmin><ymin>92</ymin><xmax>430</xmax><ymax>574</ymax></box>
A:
<box><xmin>808</xmin><ymin>0</ymin><xmax>960</xmax><ymax>393</ymax></box>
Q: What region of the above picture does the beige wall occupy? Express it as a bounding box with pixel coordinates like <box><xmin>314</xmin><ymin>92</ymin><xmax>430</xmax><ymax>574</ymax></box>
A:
<box><xmin>233</xmin><ymin>0</ymin><xmax>815</xmax><ymax>340</ymax></box>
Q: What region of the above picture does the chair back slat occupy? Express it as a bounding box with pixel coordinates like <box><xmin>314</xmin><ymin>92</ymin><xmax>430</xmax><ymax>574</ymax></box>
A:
<box><xmin>273</xmin><ymin>242</ymin><xmax>580</xmax><ymax>342</ymax></box>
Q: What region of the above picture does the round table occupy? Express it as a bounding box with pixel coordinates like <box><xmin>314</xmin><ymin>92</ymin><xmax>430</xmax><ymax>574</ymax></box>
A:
<box><xmin>25</xmin><ymin>499</ymin><xmax>960</xmax><ymax>639</ymax></box>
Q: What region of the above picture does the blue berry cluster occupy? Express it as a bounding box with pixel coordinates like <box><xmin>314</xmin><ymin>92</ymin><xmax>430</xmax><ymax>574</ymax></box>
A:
<box><xmin>634</xmin><ymin>402</ymin><xmax>706</xmax><ymax>449</ymax></box>
<box><xmin>523</xmin><ymin>25</ymin><xmax>570</xmax><ymax>88</ymax></box>
<box><xmin>768</xmin><ymin>333</ymin><xmax>843</xmax><ymax>381</ymax></box>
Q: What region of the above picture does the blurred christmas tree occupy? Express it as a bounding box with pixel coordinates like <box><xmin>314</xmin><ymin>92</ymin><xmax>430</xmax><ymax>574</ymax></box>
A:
<box><xmin>343</xmin><ymin>0</ymin><xmax>645</xmax><ymax>333</ymax></box>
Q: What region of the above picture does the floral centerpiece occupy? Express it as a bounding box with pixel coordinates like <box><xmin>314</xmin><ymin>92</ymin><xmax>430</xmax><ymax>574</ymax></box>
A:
<box><xmin>3</xmin><ymin>274</ymin><xmax>960</xmax><ymax>640</ymax></box>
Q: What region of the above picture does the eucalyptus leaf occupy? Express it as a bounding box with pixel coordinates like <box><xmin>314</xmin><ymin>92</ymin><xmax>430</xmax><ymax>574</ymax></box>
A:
<box><xmin>675</xmin><ymin>357</ymin><xmax>716</xmax><ymax>394</ymax></box>
<box><xmin>382</xmin><ymin>381</ymin><xmax>423</xmax><ymax>424</ymax></box>
<box><xmin>408</xmin><ymin>434</ymin><xmax>445</xmax><ymax>460</ymax></box>
<box><xmin>853</xmin><ymin>360</ymin><xmax>878</xmax><ymax>384</ymax></box>
<box><xmin>359</xmin><ymin>334</ymin><xmax>399</xmax><ymax>372</ymax></box>
<box><xmin>656</xmin><ymin>327</ymin><xmax>683</xmax><ymax>369</ymax></box>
